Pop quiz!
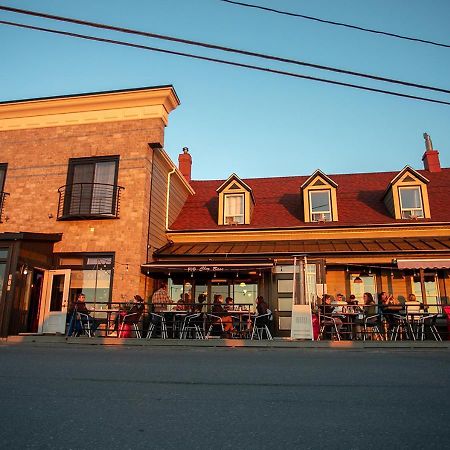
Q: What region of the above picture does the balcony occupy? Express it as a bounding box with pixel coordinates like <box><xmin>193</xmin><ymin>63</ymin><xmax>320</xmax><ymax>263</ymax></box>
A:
<box><xmin>0</xmin><ymin>192</ymin><xmax>9</xmax><ymax>223</ymax></box>
<box><xmin>57</xmin><ymin>183</ymin><xmax>124</xmax><ymax>220</ymax></box>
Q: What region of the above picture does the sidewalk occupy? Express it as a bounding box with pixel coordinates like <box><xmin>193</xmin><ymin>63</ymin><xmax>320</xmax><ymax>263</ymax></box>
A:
<box><xmin>3</xmin><ymin>334</ymin><xmax>450</xmax><ymax>349</ymax></box>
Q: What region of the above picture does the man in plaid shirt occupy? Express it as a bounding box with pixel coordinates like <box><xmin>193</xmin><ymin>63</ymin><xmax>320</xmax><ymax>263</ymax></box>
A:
<box><xmin>151</xmin><ymin>283</ymin><xmax>171</xmax><ymax>312</ymax></box>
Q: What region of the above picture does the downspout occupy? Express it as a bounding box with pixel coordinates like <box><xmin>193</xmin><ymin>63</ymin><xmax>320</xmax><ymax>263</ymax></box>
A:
<box><xmin>166</xmin><ymin>167</ymin><xmax>176</xmax><ymax>231</ymax></box>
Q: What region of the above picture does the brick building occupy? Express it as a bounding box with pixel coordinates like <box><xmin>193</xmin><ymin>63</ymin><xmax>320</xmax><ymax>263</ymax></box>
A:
<box><xmin>0</xmin><ymin>86</ymin><xmax>193</xmax><ymax>336</ymax></box>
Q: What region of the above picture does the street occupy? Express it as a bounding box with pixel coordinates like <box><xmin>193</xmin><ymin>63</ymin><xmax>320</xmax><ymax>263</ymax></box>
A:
<box><xmin>0</xmin><ymin>344</ymin><xmax>449</xmax><ymax>449</ymax></box>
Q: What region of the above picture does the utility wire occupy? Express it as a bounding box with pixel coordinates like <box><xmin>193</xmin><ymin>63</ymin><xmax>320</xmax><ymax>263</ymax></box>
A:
<box><xmin>1</xmin><ymin>19</ymin><xmax>449</xmax><ymax>107</ymax></box>
<box><xmin>0</xmin><ymin>4</ymin><xmax>449</xmax><ymax>95</ymax></box>
<box><xmin>220</xmin><ymin>0</ymin><xmax>450</xmax><ymax>49</ymax></box>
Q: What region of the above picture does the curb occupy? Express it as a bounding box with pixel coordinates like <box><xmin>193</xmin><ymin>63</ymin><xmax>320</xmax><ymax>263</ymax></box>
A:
<box><xmin>2</xmin><ymin>335</ymin><xmax>450</xmax><ymax>350</ymax></box>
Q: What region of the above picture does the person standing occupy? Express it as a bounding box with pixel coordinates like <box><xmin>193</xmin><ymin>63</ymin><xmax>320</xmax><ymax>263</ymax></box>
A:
<box><xmin>151</xmin><ymin>282</ymin><xmax>171</xmax><ymax>312</ymax></box>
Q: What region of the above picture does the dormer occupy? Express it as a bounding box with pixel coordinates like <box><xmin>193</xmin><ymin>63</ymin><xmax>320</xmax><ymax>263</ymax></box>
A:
<box><xmin>383</xmin><ymin>166</ymin><xmax>431</xmax><ymax>219</ymax></box>
<box><xmin>301</xmin><ymin>170</ymin><xmax>338</xmax><ymax>223</ymax></box>
<box><xmin>217</xmin><ymin>173</ymin><xmax>255</xmax><ymax>225</ymax></box>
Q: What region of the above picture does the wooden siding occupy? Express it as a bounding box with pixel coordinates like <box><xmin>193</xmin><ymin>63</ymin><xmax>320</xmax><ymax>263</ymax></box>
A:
<box><xmin>148</xmin><ymin>151</ymin><xmax>169</xmax><ymax>254</ymax></box>
<box><xmin>148</xmin><ymin>151</ymin><xmax>191</xmax><ymax>258</ymax></box>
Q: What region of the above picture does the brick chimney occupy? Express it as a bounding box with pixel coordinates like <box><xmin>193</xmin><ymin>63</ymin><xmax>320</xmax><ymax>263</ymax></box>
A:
<box><xmin>422</xmin><ymin>132</ymin><xmax>441</xmax><ymax>172</ymax></box>
<box><xmin>178</xmin><ymin>147</ymin><xmax>192</xmax><ymax>183</ymax></box>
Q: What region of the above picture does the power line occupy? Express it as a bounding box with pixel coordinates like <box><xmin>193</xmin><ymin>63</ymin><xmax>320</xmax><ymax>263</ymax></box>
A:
<box><xmin>1</xmin><ymin>19</ymin><xmax>449</xmax><ymax>107</ymax></box>
<box><xmin>0</xmin><ymin>5</ymin><xmax>449</xmax><ymax>95</ymax></box>
<box><xmin>220</xmin><ymin>0</ymin><xmax>450</xmax><ymax>49</ymax></box>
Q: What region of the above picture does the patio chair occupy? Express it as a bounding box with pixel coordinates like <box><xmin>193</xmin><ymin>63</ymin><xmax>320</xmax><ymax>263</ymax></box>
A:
<box><xmin>76</xmin><ymin>312</ymin><xmax>93</xmax><ymax>337</ymax></box>
<box><xmin>251</xmin><ymin>312</ymin><xmax>273</xmax><ymax>340</ymax></box>
<box><xmin>180</xmin><ymin>313</ymin><xmax>204</xmax><ymax>339</ymax></box>
<box><xmin>146</xmin><ymin>312</ymin><xmax>168</xmax><ymax>339</ymax></box>
<box><xmin>418</xmin><ymin>314</ymin><xmax>442</xmax><ymax>341</ymax></box>
<box><xmin>363</xmin><ymin>314</ymin><xmax>384</xmax><ymax>341</ymax></box>
<box><xmin>118</xmin><ymin>312</ymin><xmax>142</xmax><ymax>338</ymax></box>
<box><xmin>205</xmin><ymin>314</ymin><xmax>224</xmax><ymax>338</ymax></box>
<box><xmin>318</xmin><ymin>314</ymin><xmax>341</xmax><ymax>341</ymax></box>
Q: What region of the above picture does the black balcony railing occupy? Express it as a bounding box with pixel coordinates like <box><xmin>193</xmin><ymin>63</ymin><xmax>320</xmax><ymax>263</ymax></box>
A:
<box><xmin>0</xmin><ymin>192</ymin><xmax>9</xmax><ymax>223</ymax></box>
<box><xmin>57</xmin><ymin>183</ymin><xmax>124</xmax><ymax>220</ymax></box>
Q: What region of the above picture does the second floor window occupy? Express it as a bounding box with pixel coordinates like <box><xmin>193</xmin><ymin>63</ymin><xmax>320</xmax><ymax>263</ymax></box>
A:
<box><xmin>309</xmin><ymin>190</ymin><xmax>332</xmax><ymax>222</ymax></box>
<box><xmin>224</xmin><ymin>193</ymin><xmax>244</xmax><ymax>224</ymax></box>
<box><xmin>0</xmin><ymin>164</ymin><xmax>6</xmax><ymax>193</ymax></box>
<box><xmin>0</xmin><ymin>164</ymin><xmax>7</xmax><ymax>223</ymax></box>
<box><xmin>399</xmin><ymin>186</ymin><xmax>424</xmax><ymax>219</ymax></box>
<box><xmin>63</xmin><ymin>156</ymin><xmax>119</xmax><ymax>217</ymax></box>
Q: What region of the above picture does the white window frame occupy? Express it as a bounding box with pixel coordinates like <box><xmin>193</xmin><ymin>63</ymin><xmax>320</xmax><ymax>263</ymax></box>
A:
<box><xmin>398</xmin><ymin>186</ymin><xmax>424</xmax><ymax>219</ymax></box>
<box><xmin>224</xmin><ymin>193</ymin><xmax>245</xmax><ymax>224</ymax></box>
<box><xmin>309</xmin><ymin>190</ymin><xmax>332</xmax><ymax>222</ymax></box>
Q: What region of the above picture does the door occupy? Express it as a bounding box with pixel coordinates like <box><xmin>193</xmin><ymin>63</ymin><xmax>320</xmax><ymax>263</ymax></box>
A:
<box><xmin>39</xmin><ymin>270</ymin><xmax>71</xmax><ymax>334</ymax></box>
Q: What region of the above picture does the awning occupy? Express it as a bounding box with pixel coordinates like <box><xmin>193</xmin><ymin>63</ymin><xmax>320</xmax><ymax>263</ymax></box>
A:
<box><xmin>142</xmin><ymin>261</ymin><xmax>274</xmax><ymax>275</ymax></box>
<box><xmin>155</xmin><ymin>237</ymin><xmax>450</xmax><ymax>257</ymax></box>
<box><xmin>396</xmin><ymin>259</ymin><xmax>450</xmax><ymax>269</ymax></box>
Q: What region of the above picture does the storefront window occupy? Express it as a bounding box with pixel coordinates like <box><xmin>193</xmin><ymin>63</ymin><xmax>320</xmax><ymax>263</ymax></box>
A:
<box><xmin>412</xmin><ymin>274</ymin><xmax>440</xmax><ymax>312</ymax></box>
<box><xmin>351</xmin><ymin>274</ymin><xmax>377</xmax><ymax>303</ymax></box>
<box><xmin>58</xmin><ymin>254</ymin><xmax>113</xmax><ymax>306</ymax></box>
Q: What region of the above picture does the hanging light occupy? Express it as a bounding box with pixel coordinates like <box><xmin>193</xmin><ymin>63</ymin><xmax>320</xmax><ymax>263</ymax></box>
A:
<box><xmin>353</xmin><ymin>276</ymin><xmax>363</xmax><ymax>284</ymax></box>
<box><xmin>239</xmin><ymin>282</ymin><xmax>246</xmax><ymax>287</ymax></box>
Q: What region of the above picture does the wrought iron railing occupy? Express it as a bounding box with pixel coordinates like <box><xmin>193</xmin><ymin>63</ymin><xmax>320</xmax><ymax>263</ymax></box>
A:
<box><xmin>0</xmin><ymin>192</ymin><xmax>9</xmax><ymax>223</ymax></box>
<box><xmin>57</xmin><ymin>183</ymin><xmax>124</xmax><ymax>220</ymax></box>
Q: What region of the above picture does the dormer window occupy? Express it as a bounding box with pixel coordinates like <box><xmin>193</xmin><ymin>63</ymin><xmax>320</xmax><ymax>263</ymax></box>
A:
<box><xmin>383</xmin><ymin>166</ymin><xmax>430</xmax><ymax>220</ymax></box>
<box><xmin>224</xmin><ymin>193</ymin><xmax>245</xmax><ymax>224</ymax></box>
<box><xmin>398</xmin><ymin>186</ymin><xmax>424</xmax><ymax>219</ymax></box>
<box><xmin>301</xmin><ymin>170</ymin><xmax>338</xmax><ymax>223</ymax></box>
<box><xmin>217</xmin><ymin>174</ymin><xmax>255</xmax><ymax>226</ymax></box>
<box><xmin>309</xmin><ymin>190</ymin><xmax>332</xmax><ymax>222</ymax></box>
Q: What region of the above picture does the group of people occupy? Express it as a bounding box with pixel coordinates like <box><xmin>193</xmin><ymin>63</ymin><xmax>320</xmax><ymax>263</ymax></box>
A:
<box><xmin>67</xmin><ymin>292</ymin><xmax>145</xmax><ymax>337</ymax></box>
<box><xmin>67</xmin><ymin>283</ymin><xmax>273</xmax><ymax>339</ymax></box>
<box><xmin>319</xmin><ymin>291</ymin><xmax>423</xmax><ymax>340</ymax></box>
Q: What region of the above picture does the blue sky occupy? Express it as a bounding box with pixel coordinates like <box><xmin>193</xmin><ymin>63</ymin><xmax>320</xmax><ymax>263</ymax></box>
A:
<box><xmin>1</xmin><ymin>0</ymin><xmax>449</xmax><ymax>180</ymax></box>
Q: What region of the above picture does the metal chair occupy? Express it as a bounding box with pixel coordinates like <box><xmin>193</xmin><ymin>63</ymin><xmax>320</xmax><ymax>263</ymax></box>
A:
<box><xmin>118</xmin><ymin>312</ymin><xmax>142</xmax><ymax>338</ymax></box>
<box><xmin>363</xmin><ymin>314</ymin><xmax>384</xmax><ymax>341</ymax></box>
<box><xmin>146</xmin><ymin>312</ymin><xmax>168</xmax><ymax>339</ymax></box>
<box><xmin>318</xmin><ymin>314</ymin><xmax>341</xmax><ymax>341</ymax></box>
<box><xmin>390</xmin><ymin>314</ymin><xmax>413</xmax><ymax>340</ymax></box>
<box><xmin>418</xmin><ymin>314</ymin><xmax>442</xmax><ymax>341</ymax></box>
<box><xmin>205</xmin><ymin>314</ymin><xmax>224</xmax><ymax>338</ymax></box>
<box><xmin>180</xmin><ymin>313</ymin><xmax>204</xmax><ymax>339</ymax></box>
<box><xmin>251</xmin><ymin>313</ymin><xmax>273</xmax><ymax>340</ymax></box>
<box><xmin>76</xmin><ymin>312</ymin><xmax>93</xmax><ymax>337</ymax></box>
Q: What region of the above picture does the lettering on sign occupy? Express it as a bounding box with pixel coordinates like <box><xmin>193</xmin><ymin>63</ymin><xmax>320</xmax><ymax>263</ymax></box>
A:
<box><xmin>187</xmin><ymin>266</ymin><xmax>225</xmax><ymax>272</ymax></box>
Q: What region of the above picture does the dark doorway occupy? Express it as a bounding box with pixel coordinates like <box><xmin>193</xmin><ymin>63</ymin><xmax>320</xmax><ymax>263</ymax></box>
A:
<box><xmin>26</xmin><ymin>269</ymin><xmax>44</xmax><ymax>333</ymax></box>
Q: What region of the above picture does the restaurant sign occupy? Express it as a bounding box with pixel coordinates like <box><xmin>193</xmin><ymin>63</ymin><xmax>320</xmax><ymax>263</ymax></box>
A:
<box><xmin>187</xmin><ymin>266</ymin><xmax>225</xmax><ymax>272</ymax></box>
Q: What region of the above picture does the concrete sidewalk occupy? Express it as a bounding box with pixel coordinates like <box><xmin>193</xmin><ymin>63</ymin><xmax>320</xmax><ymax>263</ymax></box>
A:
<box><xmin>3</xmin><ymin>334</ymin><xmax>450</xmax><ymax>349</ymax></box>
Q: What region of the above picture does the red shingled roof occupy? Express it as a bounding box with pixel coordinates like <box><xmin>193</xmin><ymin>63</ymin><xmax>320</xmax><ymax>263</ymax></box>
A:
<box><xmin>170</xmin><ymin>168</ymin><xmax>450</xmax><ymax>231</ymax></box>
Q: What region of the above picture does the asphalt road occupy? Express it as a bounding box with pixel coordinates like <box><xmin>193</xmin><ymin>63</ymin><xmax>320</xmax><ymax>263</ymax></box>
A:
<box><xmin>0</xmin><ymin>344</ymin><xmax>449</xmax><ymax>450</ymax></box>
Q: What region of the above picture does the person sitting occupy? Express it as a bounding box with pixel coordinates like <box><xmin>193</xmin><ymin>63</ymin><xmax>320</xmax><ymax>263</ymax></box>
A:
<box><xmin>320</xmin><ymin>294</ymin><xmax>343</xmax><ymax>339</ymax></box>
<box><xmin>224</xmin><ymin>296</ymin><xmax>235</xmax><ymax>311</ymax></box>
<box><xmin>193</xmin><ymin>293</ymin><xmax>207</xmax><ymax>313</ymax></box>
<box><xmin>211</xmin><ymin>294</ymin><xmax>234</xmax><ymax>337</ymax></box>
<box><xmin>354</xmin><ymin>292</ymin><xmax>377</xmax><ymax>340</ymax></box>
<box><xmin>72</xmin><ymin>293</ymin><xmax>99</xmax><ymax>336</ymax></box>
<box><xmin>174</xmin><ymin>296</ymin><xmax>187</xmax><ymax>311</ymax></box>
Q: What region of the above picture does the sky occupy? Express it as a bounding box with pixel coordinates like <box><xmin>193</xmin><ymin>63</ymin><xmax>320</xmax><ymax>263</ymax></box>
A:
<box><xmin>1</xmin><ymin>0</ymin><xmax>449</xmax><ymax>180</ymax></box>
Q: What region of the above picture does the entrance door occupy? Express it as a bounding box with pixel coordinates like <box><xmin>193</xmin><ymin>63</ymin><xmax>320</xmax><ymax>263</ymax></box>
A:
<box><xmin>39</xmin><ymin>270</ymin><xmax>71</xmax><ymax>334</ymax></box>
